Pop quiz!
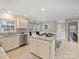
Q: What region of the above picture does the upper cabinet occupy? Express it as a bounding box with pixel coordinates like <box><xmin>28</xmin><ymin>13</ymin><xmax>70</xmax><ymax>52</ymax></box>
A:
<box><xmin>16</xmin><ymin>16</ymin><xmax>29</xmax><ymax>28</ymax></box>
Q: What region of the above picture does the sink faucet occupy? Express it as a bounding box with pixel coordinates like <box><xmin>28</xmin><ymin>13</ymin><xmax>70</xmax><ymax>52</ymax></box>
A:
<box><xmin>0</xmin><ymin>40</ymin><xmax>2</xmax><ymax>47</ymax></box>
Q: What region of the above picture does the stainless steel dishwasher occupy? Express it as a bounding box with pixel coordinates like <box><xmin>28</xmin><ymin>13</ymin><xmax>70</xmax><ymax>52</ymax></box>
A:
<box><xmin>19</xmin><ymin>34</ymin><xmax>27</xmax><ymax>46</ymax></box>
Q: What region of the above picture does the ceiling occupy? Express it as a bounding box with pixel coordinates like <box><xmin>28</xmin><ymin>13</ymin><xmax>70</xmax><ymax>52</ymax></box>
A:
<box><xmin>0</xmin><ymin>0</ymin><xmax>79</xmax><ymax>22</ymax></box>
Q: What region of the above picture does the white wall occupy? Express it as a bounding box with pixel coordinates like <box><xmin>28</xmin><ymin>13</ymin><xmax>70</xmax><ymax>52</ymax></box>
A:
<box><xmin>56</xmin><ymin>20</ymin><xmax>65</xmax><ymax>41</ymax></box>
<box><xmin>40</xmin><ymin>21</ymin><xmax>57</xmax><ymax>33</ymax></box>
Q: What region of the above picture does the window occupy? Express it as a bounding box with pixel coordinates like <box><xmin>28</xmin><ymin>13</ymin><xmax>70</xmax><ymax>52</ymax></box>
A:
<box><xmin>0</xmin><ymin>18</ymin><xmax>16</xmax><ymax>33</ymax></box>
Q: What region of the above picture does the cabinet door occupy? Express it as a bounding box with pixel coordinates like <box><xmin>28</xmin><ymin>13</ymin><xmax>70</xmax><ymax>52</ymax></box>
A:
<box><xmin>2</xmin><ymin>36</ymin><xmax>19</xmax><ymax>51</ymax></box>
<box><xmin>38</xmin><ymin>40</ymin><xmax>50</xmax><ymax>59</ymax></box>
<box><xmin>50</xmin><ymin>39</ymin><xmax>55</xmax><ymax>59</ymax></box>
<box><xmin>30</xmin><ymin>38</ymin><xmax>38</xmax><ymax>55</ymax></box>
<box><xmin>17</xmin><ymin>17</ymin><xmax>28</xmax><ymax>28</ymax></box>
<box><xmin>11</xmin><ymin>36</ymin><xmax>19</xmax><ymax>49</ymax></box>
<box><xmin>2</xmin><ymin>38</ymin><xmax>13</xmax><ymax>51</ymax></box>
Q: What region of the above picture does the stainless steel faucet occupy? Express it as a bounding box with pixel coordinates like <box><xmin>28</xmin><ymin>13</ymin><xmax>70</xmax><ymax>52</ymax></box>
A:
<box><xmin>0</xmin><ymin>40</ymin><xmax>2</xmax><ymax>47</ymax></box>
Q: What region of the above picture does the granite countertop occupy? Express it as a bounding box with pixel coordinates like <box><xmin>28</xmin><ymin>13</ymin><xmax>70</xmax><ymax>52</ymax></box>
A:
<box><xmin>31</xmin><ymin>35</ymin><xmax>55</xmax><ymax>42</ymax></box>
<box><xmin>0</xmin><ymin>35</ymin><xmax>17</xmax><ymax>38</ymax></box>
<box><xmin>0</xmin><ymin>33</ymin><xmax>27</xmax><ymax>38</ymax></box>
<box><xmin>0</xmin><ymin>47</ymin><xmax>9</xmax><ymax>59</ymax></box>
<box><xmin>0</xmin><ymin>33</ymin><xmax>18</xmax><ymax>38</ymax></box>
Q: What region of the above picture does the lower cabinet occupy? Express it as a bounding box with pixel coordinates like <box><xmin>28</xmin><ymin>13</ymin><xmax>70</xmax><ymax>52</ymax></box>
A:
<box><xmin>2</xmin><ymin>36</ymin><xmax>19</xmax><ymax>51</ymax></box>
<box><xmin>37</xmin><ymin>39</ymin><xmax>50</xmax><ymax>59</ymax></box>
<box><xmin>30</xmin><ymin>38</ymin><xmax>54</xmax><ymax>59</ymax></box>
<box><xmin>30</xmin><ymin>38</ymin><xmax>38</xmax><ymax>55</ymax></box>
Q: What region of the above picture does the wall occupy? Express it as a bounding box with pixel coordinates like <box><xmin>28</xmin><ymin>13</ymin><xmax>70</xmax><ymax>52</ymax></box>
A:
<box><xmin>39</xmin><ymin>21</ymin><xmax>57</xmax><ymax>33</ymax></box>
<box><xmin>28</xmin><ymin>22</ymin><xmax>38</xmax><ymax>33</ymax></box>
<box><xmin>56</xmin><ymin>22</ymin><xmax>65</xmax><ymax>41</ymax></box>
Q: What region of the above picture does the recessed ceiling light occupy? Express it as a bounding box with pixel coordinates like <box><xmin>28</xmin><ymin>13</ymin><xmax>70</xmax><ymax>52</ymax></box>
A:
<box><xmin>41</xmin><ymin>8</ymin><xmax>45</xmax><ymax>11</ymax></box>
<box><xmin>23</xmin><ymin>15</ymin><xmax>28</xmax><ymax>17</ymax></box>
<box><xmin>24</xmin><ymin>15</ymin><xmax>26</xmax><ymax>16</ymax></box>
<box><xmin>4</xmin><ymin>13</ymin><xmax>11</xmax><ymax>17</ymax></box>
<box><xmin>7</xmin><ymin>11</ymin><xmax>11</xmax><ymax>13</ymax></box>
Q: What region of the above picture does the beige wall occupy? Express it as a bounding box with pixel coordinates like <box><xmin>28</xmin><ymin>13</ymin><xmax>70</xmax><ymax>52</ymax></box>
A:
<box><xmin>56</xmin><ymin>22</ymin><xmax>65</xmax><ymax>41</ymax></box>
<box><xmin>39</xmin><ymin>21</ymin><xmax>57</xmax><ymax>33</ymax></box>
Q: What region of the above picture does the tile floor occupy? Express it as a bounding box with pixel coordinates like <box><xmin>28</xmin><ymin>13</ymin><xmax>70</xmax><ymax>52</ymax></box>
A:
<box><xmin>7</xmin><ymin>44</ymin><xmax>40</xmax><ymax>59</ymax></box>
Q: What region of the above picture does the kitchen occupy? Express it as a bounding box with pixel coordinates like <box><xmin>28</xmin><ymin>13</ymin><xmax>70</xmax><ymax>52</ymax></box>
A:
<box><xmin>0</xmin><ymin>11</ymin><xmax>57</xmax><ymax>59</ymax></box>
<box><xmin>0</xmin><ymin>0</ymin><xmax>79</xmax><ymax>59</ymax></box>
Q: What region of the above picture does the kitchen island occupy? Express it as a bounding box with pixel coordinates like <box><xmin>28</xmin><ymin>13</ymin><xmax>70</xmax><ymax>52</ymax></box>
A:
<box><xmin>30</xmin><ymin>35</ymin><xmax>55</xmax><ymax>59</ymax></box>
<box><xmin>0</xmin><ymin>47</ymin><xmax>9</xmax><ymax>59</ymax></box>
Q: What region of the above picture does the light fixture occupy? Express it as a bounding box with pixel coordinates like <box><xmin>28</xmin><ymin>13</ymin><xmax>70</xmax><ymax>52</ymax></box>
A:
<box><xmin>4</xmin><ymin>13</ymin><xmax>11</xmax><ymax>16</ymax></box>
<box><xmin>41</xmin><ymin>8</ymin><xmax>45</xmax><ymax>11</ymax></box>
<box><xmin>7</xmin><ymin>11</ymin><xmax>11</xmax><ymax>13</ymax></box>
<box><xmin>23</xmin><ymin>15</ymin><xmax>27</xmax><ymax>16</ymax></box>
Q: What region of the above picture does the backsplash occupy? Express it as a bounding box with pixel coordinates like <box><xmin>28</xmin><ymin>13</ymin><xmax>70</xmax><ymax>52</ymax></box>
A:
<box><xmin>16</xmin><ymin>28</ymin><xmax>27</xmax><ymax>34</ymax></box>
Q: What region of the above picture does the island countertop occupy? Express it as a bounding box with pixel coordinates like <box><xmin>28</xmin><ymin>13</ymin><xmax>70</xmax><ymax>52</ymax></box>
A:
<box><xmin>31</xmin><ymin>35</ymin><xmax>56</xmax><ymax>42</ymax></box>
<box><xmin>0</xmin><ymin>47</ymin><xmax>9</xmax><ymax>59</ymax></box>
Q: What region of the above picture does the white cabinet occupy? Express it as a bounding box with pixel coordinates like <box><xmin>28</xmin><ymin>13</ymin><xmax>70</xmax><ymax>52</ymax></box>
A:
<box><xmin>2</xmin><ymin>36</ymin><xmax>19</xmax><ymax>51</ymax></box>
<box><xmin>17</xmin><ymin>16</ymin><xmax>29</xmax><ymax>28</ymax></box>
<box><xmin>38</xmin><ymin>40</ymin><xmax>49</xmax><ymax>59</ymax></box>
<box><xmin>30</xmin><ymin>37</ymin><xmax>55</xmax><ymax>59</ymax></box>
<box><xmin>30</xmin><ymin>38</ymin><xmax>38</xmax><ymax>54</ymax></box>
